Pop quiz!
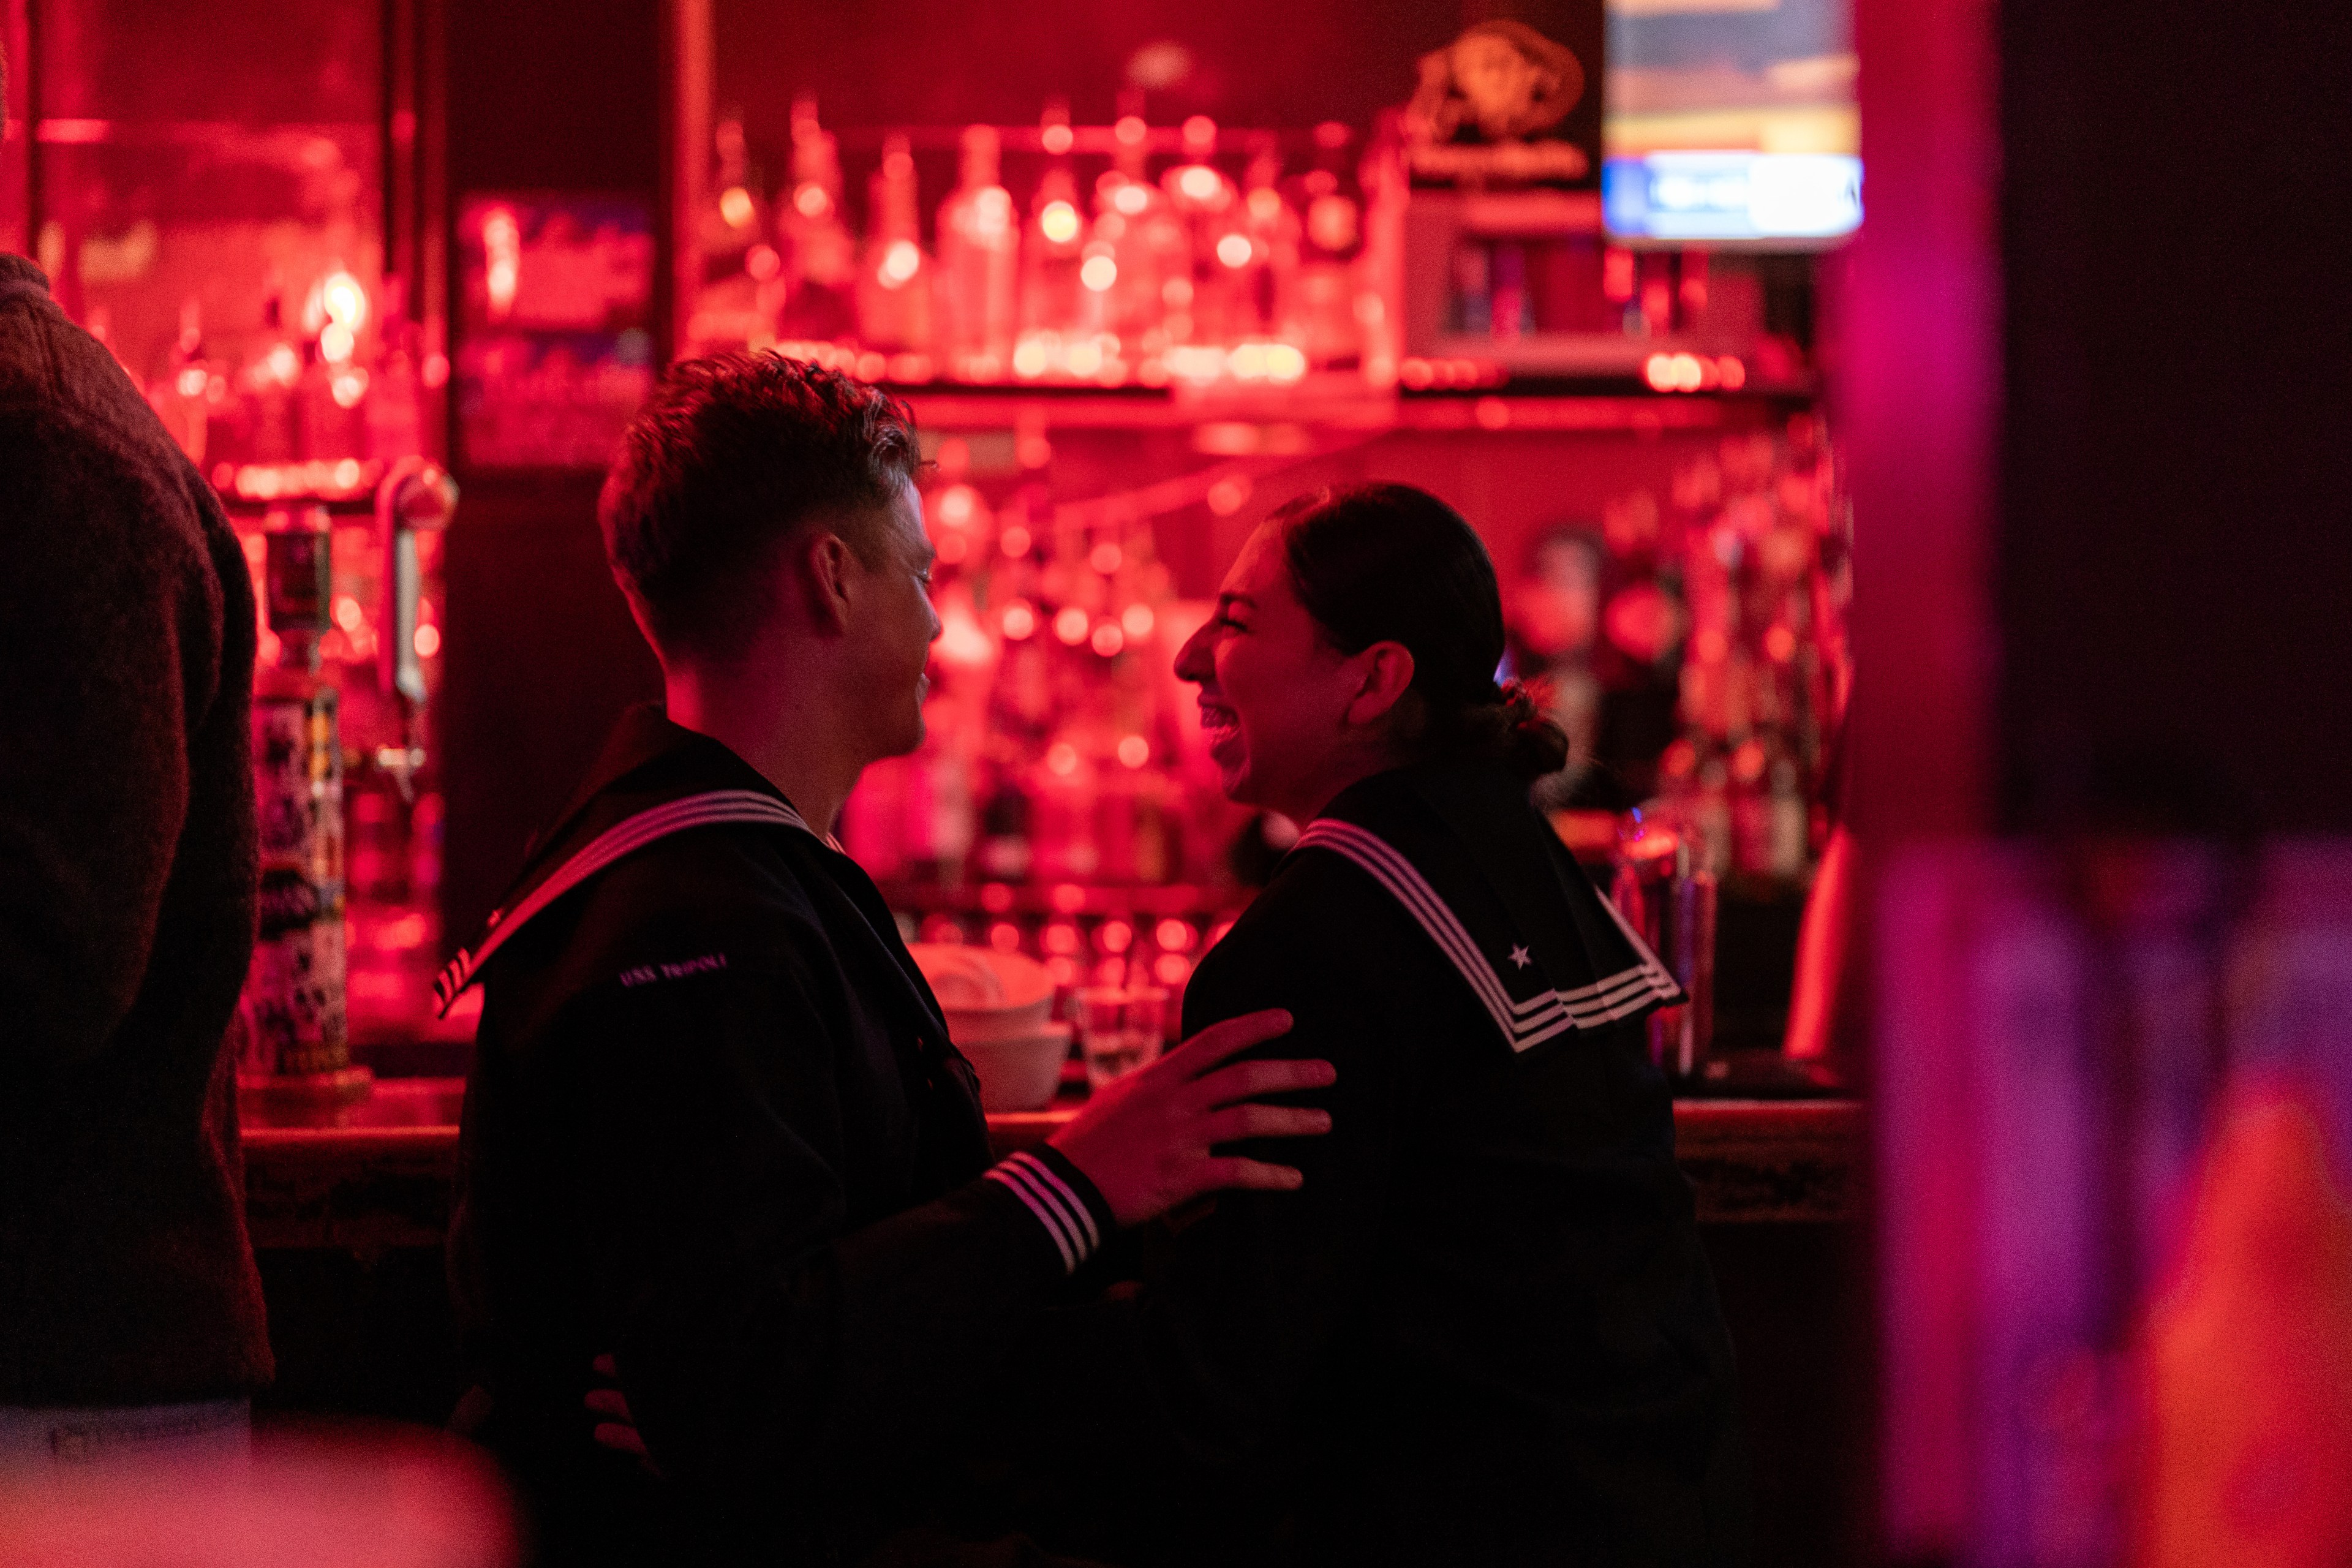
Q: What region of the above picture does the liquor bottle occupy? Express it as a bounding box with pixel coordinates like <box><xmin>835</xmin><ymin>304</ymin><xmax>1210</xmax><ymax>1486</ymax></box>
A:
<box><xmin>777</xmin><ymin>96</ymin><xmax>858</xmax><ymax>342</ymax></box>
<box><xmin>1093</xmin><ymin>119</ymin><xmax>1191</xmax><ymax>369</ymax></box>
<box><xmin>935</xmin><ymin>124</ymin><xmax>1019</xmax><ymax>379</ymax></box>
<box><xmin>1017</xmin><ymin>160</ymin><xmax>1100</xmax><ymax>376</ymax></box>
<box><xmin>686</xmin><ymin>115</ymin><xmax>779</xmax><ymax>354</ymax></box>
<box><xmin>857</xmin><ymin>133</ymin><xmax>933</xmax><ymax>357</ymax></box>
<box><xmin>146</xmin><ymin>295</ymin><xmax>218</xmax><ymax>464</ymax></box>
<box><xmin>1287</xmin><ymin>123</ymin><xmax>1368</xmax><ymax>369</ymax></box>
<box><xmin>296</xmin><ymin>268</ymin><xmax>372</xmax><ymax>461</ymax></box>
<box><xmin>237</xmin><ymin>278</ymin><xmax>303</xmax><ymax>464</ymax></box>
<box><xmin>699</xmin><ymin>113</ymin><xmax>769</xmax><ymax>285</ymax></box>
<box><xmin>974</xmin><ymin>761</ymin><xmax>1036</xmax><ymax>883</ymax></box>
<box><xmin>1199</xmin><ymin>149</ymin><xmax>1302</xmax><ymax>354</ymax></box>
<box><xmin>1159</xmin><ymin>117</ymin><xmax>1238</xmax><ymax>358</ymax></box>
<box><xmin>238</xmin><ymin>506</ymin><xmax>368</xmax><ymax>1103</ymax></box>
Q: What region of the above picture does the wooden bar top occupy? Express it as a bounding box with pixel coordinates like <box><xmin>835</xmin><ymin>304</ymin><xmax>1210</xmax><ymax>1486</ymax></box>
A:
<box><xmin>240</xmin><ymin>1078</ymin><xmax>1860</xmax><ymax>1251</ymax></box>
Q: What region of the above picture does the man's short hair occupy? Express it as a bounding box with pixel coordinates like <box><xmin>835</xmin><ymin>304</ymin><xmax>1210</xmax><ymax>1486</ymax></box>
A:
<box><xmin>599</xmin><ymin>353</ymin><xmax>923</xmax><ymax>662</ymax></box>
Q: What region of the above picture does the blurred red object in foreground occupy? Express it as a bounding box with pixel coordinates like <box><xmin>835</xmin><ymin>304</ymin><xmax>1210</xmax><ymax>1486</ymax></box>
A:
<box><xmin>0</xmin><ymin>1422</ymin><xmax>516</xmax><ymax>1568</ymax></box>
<box><xmin>2138</xmin><ymin>1088</ymin><xmax>2352</xmax><ymax>1568</ymax></box>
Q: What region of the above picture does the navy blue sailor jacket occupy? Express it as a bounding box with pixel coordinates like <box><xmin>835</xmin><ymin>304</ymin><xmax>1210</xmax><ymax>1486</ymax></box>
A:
<box><xmin>445</xmin><ymin>706</ymin><xmax>1111</xmax><ymax>1565</ymax></box>
<box><xmin>987</xmin><ymin>758</ymin><xmax>1749</xmax><ymax>1568</ymax></box>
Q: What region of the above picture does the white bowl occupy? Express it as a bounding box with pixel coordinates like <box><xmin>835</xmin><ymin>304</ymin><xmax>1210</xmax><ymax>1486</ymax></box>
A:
<box><xmin>956</xmin><ymin>1023</ymin><xmax>1072</xmax><ymax>1112</ymax></box>
<box><xmin>908</xmin><ymin>944</ymin><xmax>1055</xmax><ymax>1041</ymax></box>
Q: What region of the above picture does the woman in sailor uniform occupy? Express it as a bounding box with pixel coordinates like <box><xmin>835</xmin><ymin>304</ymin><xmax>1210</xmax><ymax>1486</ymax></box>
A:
<box><xmin>995</xmin><ymin>485</ymin><xmax>1747</xmax><ymax>1567</ymax></box>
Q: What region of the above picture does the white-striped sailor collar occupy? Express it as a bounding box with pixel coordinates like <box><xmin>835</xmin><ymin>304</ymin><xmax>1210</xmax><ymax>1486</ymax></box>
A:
<box><xmin>434</xmin><ymin>788</ymin><xmax>831</xmax><ymax>1015</ymax></box>
<box><xmin>1289</xmin><ymin>764</ymin><xmax>1683</xmax><ymax>1053</ymax></box>
<box><xmin>434</xmin><ymin>706</ymin><xmax>839</xmax><ymax>1016</ymax></box>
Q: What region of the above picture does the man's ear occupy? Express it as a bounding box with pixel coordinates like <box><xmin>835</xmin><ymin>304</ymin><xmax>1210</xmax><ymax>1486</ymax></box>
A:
<box><xmin>793</xmin><ymin>531</ymin><xmax>858</xmax><ymax>635</ymax></box>
<box><xmin>1344</xmin><ymin>641</ymin><xmax>1416</xmax><ymax>729</ymax></box>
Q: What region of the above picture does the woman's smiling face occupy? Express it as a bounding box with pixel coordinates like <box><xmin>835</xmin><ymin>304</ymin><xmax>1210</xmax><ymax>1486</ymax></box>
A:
<box><xmin>1174</xmin><ymin>519</ymin><xmax>1374</xmax><ymax>822</ymax></box>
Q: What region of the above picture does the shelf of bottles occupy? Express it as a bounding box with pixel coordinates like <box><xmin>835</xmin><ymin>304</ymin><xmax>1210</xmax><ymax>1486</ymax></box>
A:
<box><xmin>686</xmin><ymin>99</ymin><xmax>1796</xmax><ymax>407</ymax></box>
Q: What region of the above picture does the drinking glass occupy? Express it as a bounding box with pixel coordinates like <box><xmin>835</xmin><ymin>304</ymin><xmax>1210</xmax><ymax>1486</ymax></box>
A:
<box><xmin>1076</xmin><ymin>986</ymin><xmax>1167</xmax><ymax>1088</ymax></box>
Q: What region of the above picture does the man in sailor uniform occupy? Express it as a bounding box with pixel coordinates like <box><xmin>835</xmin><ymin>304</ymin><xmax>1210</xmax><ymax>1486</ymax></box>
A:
<box><xmin>442</xmin><ymin>355</ymin><xmax>1329</xmax><ymax>1567</ymax></box>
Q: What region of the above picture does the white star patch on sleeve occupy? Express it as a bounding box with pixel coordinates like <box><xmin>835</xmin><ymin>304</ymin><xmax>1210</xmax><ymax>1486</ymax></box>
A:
<box><xmin>1509</xmin><ymin>945</ymin><xmax>1532</xmax><ymax>969</ymax></box>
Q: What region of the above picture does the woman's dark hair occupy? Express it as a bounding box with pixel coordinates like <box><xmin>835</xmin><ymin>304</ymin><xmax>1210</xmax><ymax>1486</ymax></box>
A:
<box><xmin>1272</xmin><ymin>483</ymin><xmax>1570</xmax><ymax>780</ymax></box>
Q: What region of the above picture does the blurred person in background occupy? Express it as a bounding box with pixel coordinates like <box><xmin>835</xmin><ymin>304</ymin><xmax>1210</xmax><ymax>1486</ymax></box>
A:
<box><xmin>0</xmin><ymin>43</ymin><xmax>273</xmax><ymax>1470</ymax></box>
<box><xmin>1505</xmin><ymin>524</ymin><xmax>1607</xmax><ymax>810</ymax></box>
<box><xmin>1506</xmin><ymin>522</ymin><xmax>1687</xmax><ymax>814</ymax></box>
<box><xmin>445</xmin><ymin>353</ymin><xmax>1332</xmax><ymax>1567</ymax></box>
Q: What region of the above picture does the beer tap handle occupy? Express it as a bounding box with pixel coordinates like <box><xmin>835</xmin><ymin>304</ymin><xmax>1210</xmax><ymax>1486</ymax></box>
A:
<box><xmin>374</xmin><ymin>458</ymin><xmax>458</xmax><ymax>797</ymax></box>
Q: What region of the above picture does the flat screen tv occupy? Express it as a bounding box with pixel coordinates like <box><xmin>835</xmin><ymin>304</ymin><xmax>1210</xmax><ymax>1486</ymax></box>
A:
<box><xmin>1602</xmin><ymin>0</ymin><xmax>1860</xmax><ymax>245</ymax></box>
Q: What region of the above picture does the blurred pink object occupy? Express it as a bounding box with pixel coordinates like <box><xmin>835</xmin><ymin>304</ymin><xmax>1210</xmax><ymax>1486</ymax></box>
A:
<box><xmin>2138</xmin><ymin>1088</ymin><xmax>2352</xmax><ymax>1568</ymax></box>
<box><xmin>0</xmin><ymin>1423</ymin><xmax>516</xmax><ymax>1568</ymax></box>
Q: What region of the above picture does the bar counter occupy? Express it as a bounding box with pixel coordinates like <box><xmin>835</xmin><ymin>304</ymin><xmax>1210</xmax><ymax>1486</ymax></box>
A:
<box><xmin>239</xmin><ymin>1077</ymin><xmax>1861</xmax><ymax>1252</ymax></box>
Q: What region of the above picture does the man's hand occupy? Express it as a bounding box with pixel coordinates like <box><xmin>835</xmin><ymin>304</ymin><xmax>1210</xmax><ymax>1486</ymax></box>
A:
<box><xmin>1047</xmin><ymin>1008</ymin><xmax>1333</xmax><ymax>1228</ymax></box>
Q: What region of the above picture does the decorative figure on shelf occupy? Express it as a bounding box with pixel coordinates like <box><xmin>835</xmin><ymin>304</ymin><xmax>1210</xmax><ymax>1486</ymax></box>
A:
<box><xmin>1403</xmin><ymin>20</ymin><xmax>1594</xmax><ymax>186</ymax></box>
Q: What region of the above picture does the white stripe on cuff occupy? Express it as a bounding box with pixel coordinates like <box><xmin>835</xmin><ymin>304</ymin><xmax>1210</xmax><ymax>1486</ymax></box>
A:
<box><xmin>1003</xmin><ymin>1151</ymin><xmax>1102</xmax><ymax>1253</ymax></box>
<box><xmin>986</xmin><ymin>1157</ymin><xmax>1100</xmax><ymax>1274</ymax></box>
<box><xmin>986</xmin><ymin>1166</ymin><xmax>1077</xmax><ymax>1272</ymax></box>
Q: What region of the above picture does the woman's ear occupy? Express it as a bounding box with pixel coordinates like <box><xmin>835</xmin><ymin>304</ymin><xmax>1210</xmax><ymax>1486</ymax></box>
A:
<box><xmin>1344</xmin><ymin>641</ymin><xmax>1417</xmax><ymax>729</ymax></box>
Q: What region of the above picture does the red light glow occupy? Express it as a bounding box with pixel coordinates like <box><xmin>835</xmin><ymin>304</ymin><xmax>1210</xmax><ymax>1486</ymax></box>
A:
<box><xmin>1091</xmin><ymin>622</ymin><xmax>1126</xmax><ymax>657</ymax></box>
<box><xmin>1088</xmin><ymin>541</ymin><xmax>1122</xmax><ymax>575</ymax></box>
<box><xmin>1117</xmin><ymin>734</ymin><xmax>1151</xmax><ymax>768</ymax></box>
<box><xmin>1053</xmin><ymin>606</ymin><xmax>1090</xmax><ymax>644</ymax></box>
<box><xmin>935</xmin><ymin>484</ymin><xmax>978</xmax><ymax>527</ymax></box>
<box><xmin>1216</xmin><ymin>232</ymin><xmax>1254</xmax><ymax>269</ymax></box>
<box><xmin>1156</xmin><ymin>919</ymin><xmax>1195</xmax><ymax>952</ymax></box>
<box><xmin>878</xmin><ymin>240</ymin><xmax>921</xmax><ymax>288</ymax></box>
<box><xmin>720</xmin><ymin>186</ymin><xmax>756</xmax><ymax>227</ymax></box>
<box><xmin>1039</xmin><ymin>200</ymin><xmax>1081</xmax><ymax>245</ymax></box>
<box><xmin>1080</xmin><ymin>253</ymin><xmax>1118</xmax><ymax>292</ymax></box>
<box><xmin>1177</xmin><ymin>165</ymin><xmax>1223</xmax><ymax>204</ymax></box>
<box><xmin>414</xmin><ymin>624</ymin><xmax>442</xmax><ymax>658</ymax></box>
<box><xmin>1602</xmin><ymin>247</ymin><xmax>1636</xmax><ymax>303</ymax></box>
<box><xmin>1097</xmin><ymin>919</ymin><xmax>1134</xmax><ymax>954</ymax></box>
<box><xmin>320</xmin><ymin>271</ymin><xmax>368</xmax><ymax>331</ymax></box>
<box><xmin>1042</xmin><ymin>123</ymin><xmax>1076</xmax><ymax>156</ymax></box>
<box><xmin>482</xmin><ymin>208</ymin><xmax>521</xmax><ymax>320</ymax></box>
<box><xmin>1000</xmin><ymin>601</ymin><xmax>1038</xmax><ymax>640</ymax></box>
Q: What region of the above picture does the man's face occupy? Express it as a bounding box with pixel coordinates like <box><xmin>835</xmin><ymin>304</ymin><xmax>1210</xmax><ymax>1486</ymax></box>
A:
<box><xmin>839</xmin><ymin>477</ymin><xmax>940</xmax><ymax>762</ymax></box>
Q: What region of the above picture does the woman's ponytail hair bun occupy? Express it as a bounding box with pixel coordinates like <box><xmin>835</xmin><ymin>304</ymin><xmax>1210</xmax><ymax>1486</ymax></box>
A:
<box><xmin>1450</xmin><ymin>678</ymin><xmax>1572</xmax><ymax>782</ymax></box>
